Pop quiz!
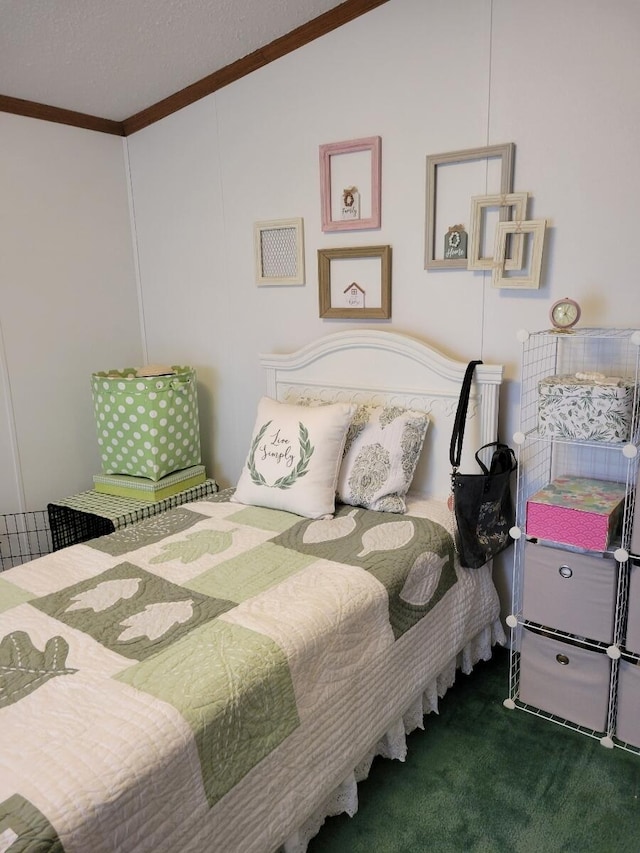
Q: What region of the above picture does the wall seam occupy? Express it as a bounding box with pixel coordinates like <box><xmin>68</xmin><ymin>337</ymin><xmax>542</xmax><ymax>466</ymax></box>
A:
<box><xmin>480</xmin><ymin>0</ymin><xmax>495</xmax><ymax>360</ymax></box>
<box><xmin>212</xmin><ymin>95</ymin><xmax>241</xmax><ymax>478</ymax></box>
<box><xmin>0</xmin><ymin>315</ymin><xmax>26</xmax><ymax>512</ymax></box>
<box><xmin>122</xmin><ymin>136</ymin><xmax>149</xmax><ymax>365</ymax></box>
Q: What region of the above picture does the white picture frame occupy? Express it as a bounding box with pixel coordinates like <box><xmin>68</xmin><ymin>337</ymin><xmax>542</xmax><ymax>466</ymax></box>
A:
<box><xmin>254</xmin><ymin>218</ymin><xmax>305</xmax><ymax>285</ymax></box>
<box><xmin>467</xmin><ymin>192</ymin><xmax>529</xmax><ymax>270</ymax></box>
<box><xmin>492</xmin><ymin>219</ymin><xmax>546</xmax><ymax>289</ymax></box>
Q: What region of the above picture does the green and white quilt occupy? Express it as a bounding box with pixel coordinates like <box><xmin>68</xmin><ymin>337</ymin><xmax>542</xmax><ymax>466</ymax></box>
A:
<box><xmin>0</xmin><ymin>491</ymin><xmax>501</xmax><ymax>853</ymax></box>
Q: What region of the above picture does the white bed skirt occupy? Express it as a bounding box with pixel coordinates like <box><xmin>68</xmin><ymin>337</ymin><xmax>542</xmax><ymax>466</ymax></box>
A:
<box><xmin>281</xmin><ymin>620</ymin><xmax>506</xmax><ymax>853</ymax></box>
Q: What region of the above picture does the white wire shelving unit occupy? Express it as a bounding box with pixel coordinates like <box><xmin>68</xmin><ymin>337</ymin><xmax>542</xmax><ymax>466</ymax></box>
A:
<box><xmin>504</xmin><ymin>327</ymin><xmax>640</xmax><ymax>754</ymax></box>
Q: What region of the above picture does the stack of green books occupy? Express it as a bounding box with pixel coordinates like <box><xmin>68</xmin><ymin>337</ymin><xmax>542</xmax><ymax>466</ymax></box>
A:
<box><xmin>92</xmin><ymin>465</ymin><xmax>207</xmax><ymax>502</ymax></box>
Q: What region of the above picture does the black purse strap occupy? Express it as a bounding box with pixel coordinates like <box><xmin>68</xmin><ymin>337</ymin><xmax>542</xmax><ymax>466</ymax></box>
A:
<box><xmin>473</xmin><ymin>440</ymin><xmax>518</xmax><ymax>476</ymax></box>
<box><xmin>449</xmin><ymin>360</ymin><xmax>483</xmax><ymax>470</ymax></box>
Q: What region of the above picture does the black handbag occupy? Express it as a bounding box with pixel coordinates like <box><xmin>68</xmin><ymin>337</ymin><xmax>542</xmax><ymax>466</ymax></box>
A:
<box><xmin>449</xmin><ymin>360</ymin><xmax>517</xmax><ymax>569</ymax></box>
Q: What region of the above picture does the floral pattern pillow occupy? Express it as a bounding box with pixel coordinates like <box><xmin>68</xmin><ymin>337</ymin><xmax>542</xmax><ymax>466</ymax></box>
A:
<box><xmin>337</xmin><ymin>405</ymin><xmax>429</xmax><ymax>513</ymax></box>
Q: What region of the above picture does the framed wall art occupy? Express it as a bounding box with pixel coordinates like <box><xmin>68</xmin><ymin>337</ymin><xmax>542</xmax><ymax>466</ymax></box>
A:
<box><xmin>467</xmin><ymin>191</ymin><xmax>529</xmax><ymax>271</ymax></box>
<box><xmin>254</xmin><ymin>218</ymin><xmax>305</xmax><ymax>285</ymax></box>
<box><xmin>319</xmin><ymin>136</ymin><xmax>381</xmax><ymax>232</ymax></box>
<box><xmin>424</xmin><ymin>142</ymin><xmax>515</xmax><ymax>270</ymax></box>
<box><xmin>492</xmin><ymin>219</ymin><xmax>546</xmax><ymax>289</ymax></box>
<box><xmin>318</xmin><ymin>245</ymin><xmax>391</xmax><ymax>319</ymax></box>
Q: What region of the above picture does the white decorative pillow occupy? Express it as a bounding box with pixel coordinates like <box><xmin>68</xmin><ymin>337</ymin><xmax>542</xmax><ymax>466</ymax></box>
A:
<box><xmin>337</xmin><ymin>405</ymin><xmax>429</xmax><ymax>513</ymax></box>
<box><xmin>234</xmin><ymin>396</ymin><xmax>356</xmax><ymax>519</ymax></box>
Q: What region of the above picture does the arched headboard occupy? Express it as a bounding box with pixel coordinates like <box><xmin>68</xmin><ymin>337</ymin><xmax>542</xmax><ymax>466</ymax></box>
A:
<box><xmin>260</xmin><ymin>330</ymin><xmax>503</xmax><ymax>500</ymax></box>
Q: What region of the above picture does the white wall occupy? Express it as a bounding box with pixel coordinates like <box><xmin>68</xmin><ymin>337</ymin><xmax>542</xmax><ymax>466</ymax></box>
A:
<box><xmin>127</xmin><ymin>0</ymin><xmax>493</xmax><ymax>487</ymax></box>
<box><xmin>126</xmin><ymin>0</ymin><xmax>640</xmax><ymax>611</ymax></box>
<box><xmin>0</xmin><ymin>114</ymin><xmax>142</xmax><ymax>512</ymax></box>
<box><xmin>128</xmin><ymin>0</ymin><xmax>640</xmax><ymax>476</ymax></box>
<box><xmin>3</xmin><ymin>0</ymin><xmax>639</xmax><ymax>612</ymax></box>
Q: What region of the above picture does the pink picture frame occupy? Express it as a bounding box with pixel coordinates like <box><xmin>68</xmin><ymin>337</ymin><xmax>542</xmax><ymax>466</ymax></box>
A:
<box><xmin>319</xmin><ymin>136</ymin><xmax>381</xmax><ymax>232</ymax></box>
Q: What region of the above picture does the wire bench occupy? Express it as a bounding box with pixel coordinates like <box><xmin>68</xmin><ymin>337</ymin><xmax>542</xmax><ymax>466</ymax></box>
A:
<box><xmin>0</xmin><ymin>510</ymin><xmax>53</xmax><ymax>571</ymax></box>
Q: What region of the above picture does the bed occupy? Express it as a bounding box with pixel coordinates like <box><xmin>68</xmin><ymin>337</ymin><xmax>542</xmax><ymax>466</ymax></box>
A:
<box><xmin>0</xmin><ymin>329</ymin><xmax>505</xmax><ymax>853</ymax></box>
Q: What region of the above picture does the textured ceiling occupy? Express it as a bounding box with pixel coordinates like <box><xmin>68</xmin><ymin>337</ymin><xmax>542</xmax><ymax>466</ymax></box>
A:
<box><xmin>0</xmin><ymin>0</ymin><xmax>345</xmax><ymax>121</ymax></box>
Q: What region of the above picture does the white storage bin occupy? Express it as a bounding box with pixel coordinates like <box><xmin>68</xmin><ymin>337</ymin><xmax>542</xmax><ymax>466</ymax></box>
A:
<box><xmin>519</xmin><ymin>628</ymin><xmax>611</xmax><ymax>732</ymax></box>
<box><xmin>631</xmin><ymin>482</ymin><xmax>640</xmax><ymax>557</ymax></box>
<box><xmin>624</xmin><ymin>562</ymin><xmax>640</xmax><ymax>655</ymax></box>
<box><xmin>615</xmin><ymin>657</ymin><xmax>640</xmax><ymax>748</ymax></box>
<box><xmin>523</xmin><ymin>542</ymin><xmax>617</xmax><ymax>643</ymax></box>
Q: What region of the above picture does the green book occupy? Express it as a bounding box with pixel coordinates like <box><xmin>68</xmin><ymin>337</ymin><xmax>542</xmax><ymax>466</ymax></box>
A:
<box><xmin>93</xmin><ymin>465</ymin><xmax>206</xmax><ymax>501</ymax></box>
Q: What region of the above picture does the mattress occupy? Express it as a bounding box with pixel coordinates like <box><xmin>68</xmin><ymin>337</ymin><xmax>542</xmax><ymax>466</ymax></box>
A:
<box><xmin>0</xmin><ymin>490</ymin><xmax>503</xmax><ymax>853</ymax></box>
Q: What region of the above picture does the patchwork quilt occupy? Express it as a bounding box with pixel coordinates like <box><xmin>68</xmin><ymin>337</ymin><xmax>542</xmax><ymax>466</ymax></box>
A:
<box><xmin>0</xmin><ymin>491</ymin><xmax>501</xmax><ymax>853</ymax></box>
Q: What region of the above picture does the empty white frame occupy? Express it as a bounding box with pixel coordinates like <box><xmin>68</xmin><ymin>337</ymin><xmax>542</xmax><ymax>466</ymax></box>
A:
<box><xmin>468</xmin><ymin>192</ymin><xmax>529</xmax><ymax>270</ymax></box>
<box><xmin>425</xmin><ymin>143</ymin><xmax>515</xmax><ymax>270</ymax></box>
<box><xmin>254</xmin><ymin>218</ymin><xmax>305</xmax><ymax>285</ymax></box>
<box><xmin>492</xmin><ymin>219</ymin><xmax>546</xmax><ymax>289</ymax></box>
<box><xmin>319</xmin><ymin>136</ymin><xmax>381</xmax><ymax>232</ymax></box>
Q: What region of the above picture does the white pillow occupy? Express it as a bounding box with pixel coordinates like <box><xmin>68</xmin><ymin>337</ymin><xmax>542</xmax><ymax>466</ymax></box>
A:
<box><xmin>337</xmin><ymin>405</ymin><xmax>429</xmax><ymax>513</ymax></box>
<box><xmin>234</xmin><ymin>396</ymin><xmax>356</xmax><ymax>519</ymax></box>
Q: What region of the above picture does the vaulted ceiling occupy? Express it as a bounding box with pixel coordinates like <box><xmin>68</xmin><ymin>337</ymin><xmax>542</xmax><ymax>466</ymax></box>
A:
<box><xmin>0</xmin><ymin>0</ymin><xmax>388</xmax><ymax>135</ymax></box>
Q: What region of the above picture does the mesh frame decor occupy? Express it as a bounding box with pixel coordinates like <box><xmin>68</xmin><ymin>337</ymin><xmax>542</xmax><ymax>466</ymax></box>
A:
<box><xmin>260</xmin><ymin>227</ymin><xmax>298</xmax><ymax>278</ymax></box>
<box><xmin>254</xmin><ymin>218</ymin><xmax>305</xmax><ymax>285</ymax></box>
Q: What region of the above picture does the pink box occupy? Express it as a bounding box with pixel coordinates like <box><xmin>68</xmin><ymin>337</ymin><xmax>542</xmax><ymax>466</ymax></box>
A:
<box><xmin>526</xmin><ymin>476</ymin><xmax>626</xmax><ymax>551</ymax></box>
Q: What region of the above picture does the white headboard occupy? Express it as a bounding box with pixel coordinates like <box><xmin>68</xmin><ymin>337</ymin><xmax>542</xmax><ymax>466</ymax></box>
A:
<box><xmin>260</xmin><ymin>330</ymin><xmax>503</xmax><ymax>500</ymax></box>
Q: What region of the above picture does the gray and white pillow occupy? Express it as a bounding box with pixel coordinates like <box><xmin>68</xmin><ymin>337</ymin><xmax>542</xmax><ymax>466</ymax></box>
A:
<box><xmin>337</xmin><ymin>405</ymin><xmax>429</xmax><ymax>513</ymax></box>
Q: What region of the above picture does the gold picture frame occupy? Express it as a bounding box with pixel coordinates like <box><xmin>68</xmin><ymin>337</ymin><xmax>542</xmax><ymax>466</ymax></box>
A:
<box><xmin>318</xmin><ymin>245</ymin><xmax>391</xmax><ymax>319</ymax></box>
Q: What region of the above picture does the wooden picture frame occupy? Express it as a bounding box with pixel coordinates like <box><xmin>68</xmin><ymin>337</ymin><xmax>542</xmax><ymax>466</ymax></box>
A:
<box><xmin>254</xmin><ymin>218</ymin><xmax>305</xmax><ymax>285</ymax></box>
<box><xmin>492</xmin><ymin>219</ymin><xmax>546</xmax><ymax>289</ymax></box>
<box><xmin>467</xmin><ymin>192</ymin><xmax>529</xmax><ymax>271</ymax></box>
<box><xmin>319</xmin><ymin>136</ymin><xmax>381</xmax><ymax>232</ymax></box>
<box><xmin>318</xmin><ymin>245</ymin><xmax>391</xmax><ymax>319</ymax></box>
<box><xmin>424</xmin><ymin>143</ymin><xmax>515</xmax><ymax>270</ymax></box>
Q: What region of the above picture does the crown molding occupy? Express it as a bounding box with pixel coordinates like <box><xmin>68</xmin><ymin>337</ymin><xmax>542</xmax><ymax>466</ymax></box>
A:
<box><xmin>0</xmin><ymin>94</ymin><xmax>125</xmax><ymax>136</ymax></box>
<box><xmin>0</xmin><ymin>0</ymin><xmax>390</xmax><ymax>137</ymax></box>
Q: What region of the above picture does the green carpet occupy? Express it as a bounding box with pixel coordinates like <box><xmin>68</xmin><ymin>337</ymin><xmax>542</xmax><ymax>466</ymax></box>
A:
<box><xmin>308</xmin><ymin>648</ymin><xmax>640</xmax><ymax>852</ymax></box>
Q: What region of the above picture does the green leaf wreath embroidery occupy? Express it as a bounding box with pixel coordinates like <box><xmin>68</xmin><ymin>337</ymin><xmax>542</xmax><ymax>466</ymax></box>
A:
<box><xmin>0</xmin><ymin>631</ymin><xmax>77</xmax><ymax>708</ymax></box>
<box><xmin>247</xmin><ymin>421</ymin><xmax>271</xmax><ymax>486</ymax></box>
<box><xmin>247</xmin><ymin>421</ymin><xmax>314</xmax><ymax>490</ymax></box>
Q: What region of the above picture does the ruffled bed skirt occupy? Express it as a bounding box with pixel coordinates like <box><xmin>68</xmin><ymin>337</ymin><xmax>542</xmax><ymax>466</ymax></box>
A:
<box><xmin>281</xmin><ymin>619</ymin><xmax>506</xmax><ymax>853</ymax></box>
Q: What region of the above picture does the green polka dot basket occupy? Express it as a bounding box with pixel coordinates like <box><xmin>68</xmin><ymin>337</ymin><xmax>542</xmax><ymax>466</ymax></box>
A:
<box><xmin>91</xmin><ymin>366</ymin><xmax>201</xmax><ymax>481</ymax></box>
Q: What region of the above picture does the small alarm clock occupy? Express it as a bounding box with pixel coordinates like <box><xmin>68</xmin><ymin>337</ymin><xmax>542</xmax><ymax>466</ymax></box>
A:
<box><xmin>550</xmin><ymin>297</ymin><xmax>581</xmax><ymax>331</ymax></box>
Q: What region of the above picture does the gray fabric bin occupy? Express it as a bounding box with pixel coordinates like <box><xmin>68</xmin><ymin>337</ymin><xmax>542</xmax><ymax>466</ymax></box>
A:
<box><xmin>615</xmin><ymin>658</ymin><xmax>640</xmax><ymax>748</ymax></box>
<box><xmin>519</xmin><ymin>628</ymin><xmax>610</xmax><ymax>732</ymax></box>
<box><xmin>523</xmin><ymin>542</ymin><xmax>617</xmax><ymax>643</ymax></box>
<box><xmin>625</xmin><ymin>563</ymin><xmax>640</xmax><ymax>655</ymax></box>
<box><xmin>631</xmin><ymin>481</ymin><xmax>640</xmax><ymax>557</ymax></box>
